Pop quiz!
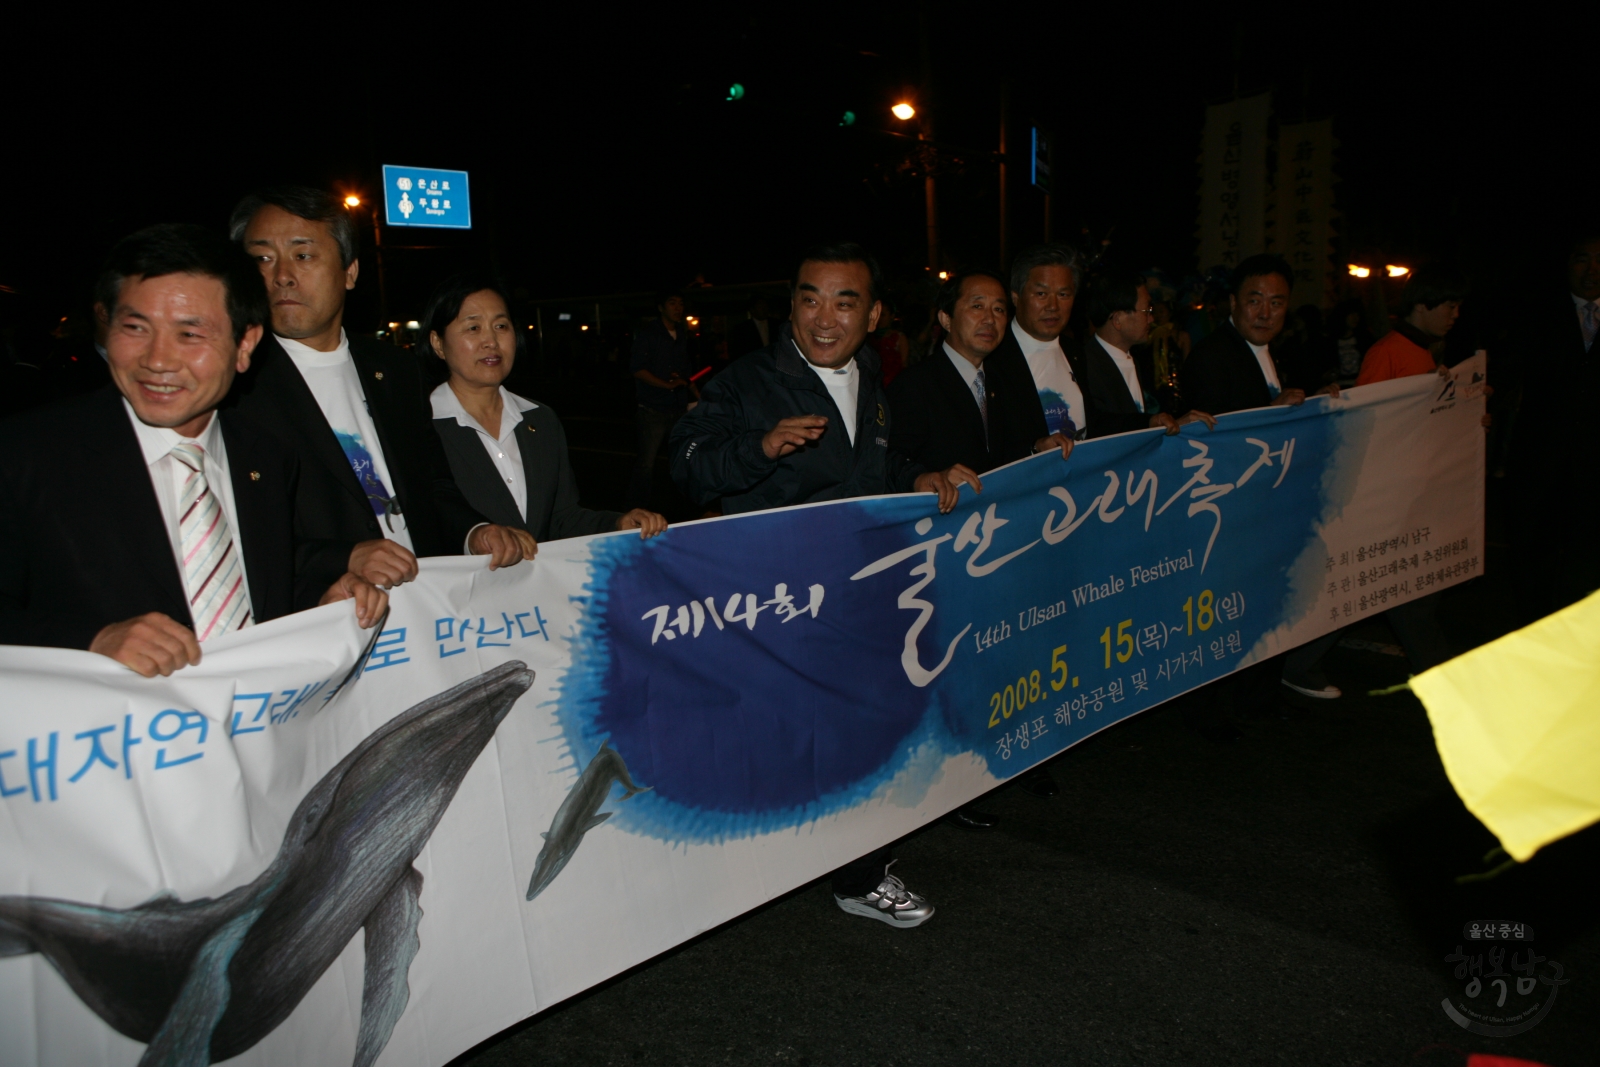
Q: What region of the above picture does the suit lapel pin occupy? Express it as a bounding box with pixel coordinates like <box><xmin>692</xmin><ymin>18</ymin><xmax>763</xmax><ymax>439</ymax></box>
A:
<box><xmin>249</xmin><ymin>471</ymin><xmax>261</xmax><ymax>481</ymax></box>
<box><xmin>374</xmin><ymin>371</ymin><xmax>384</xmax><ymax>380</ymax></box>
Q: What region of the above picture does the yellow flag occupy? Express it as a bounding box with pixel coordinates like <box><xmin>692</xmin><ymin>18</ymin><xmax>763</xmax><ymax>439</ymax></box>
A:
<box><xmin>1412</xmin><ymin>589</ymin><xmax>1600</xmax><ymax>862</ymax></box>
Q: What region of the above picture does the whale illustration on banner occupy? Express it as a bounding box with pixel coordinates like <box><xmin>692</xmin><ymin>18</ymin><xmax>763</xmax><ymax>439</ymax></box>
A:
<box><xmin>0</xmin><ymin>661</ymin><xmax>534</xmax><ymax>1067</ymax></box>
<box><xmin>525</xmin><ymin>740</ymin><xmax>652</xmax><ymax>901</ymax></box>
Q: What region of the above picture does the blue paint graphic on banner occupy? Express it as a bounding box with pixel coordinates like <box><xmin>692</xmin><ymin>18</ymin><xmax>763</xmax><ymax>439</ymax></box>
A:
<box><xmin>554</xmin><ymin>399</ymin><xmax>1374</xmax><ymax>843</ymax></box>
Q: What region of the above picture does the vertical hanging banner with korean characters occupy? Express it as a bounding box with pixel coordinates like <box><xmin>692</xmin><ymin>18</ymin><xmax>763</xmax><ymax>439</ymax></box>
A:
<box><xmin>0</xmin><ymin>363</ymin><xmax>1484</xmax><ymax>1067</ymax></box>
<box><xmin>1269</xmin><ymin>119</ymin><xmax>1338</xmax><ymax>310</ymax></box>
<box><xmin>1197</xmin><ymin>92</ymin><xmax>1271</xmax><ymax>273</ymax></box>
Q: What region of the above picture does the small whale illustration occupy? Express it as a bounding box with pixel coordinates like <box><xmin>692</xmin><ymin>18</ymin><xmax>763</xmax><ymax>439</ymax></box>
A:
<box><xmin>526</xmin><ymin>741</ymin><xmax>651</xmax><ymax>901</ymax></box>
<box><xmin>0</xmin><ymin>661</ymin><xmax>534</xmax><ymax>1067</ymax></box>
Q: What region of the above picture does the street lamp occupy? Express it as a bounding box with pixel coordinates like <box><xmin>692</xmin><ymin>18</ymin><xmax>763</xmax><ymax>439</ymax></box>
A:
<box><xmin>891</xmin><ymin>102</ymin><xmax>916</xmax><ymax>121</ymax></box>
<box><xmin>343</xmin><ymin>194</ymin><xmax>361</xmax><ymax>208</ymax></box>
<box><xmin>1385</xmin><ymin>264</ymin><xmax>1410</xmax><ymax>278</ymax></box>
<box><xmin>1347</xmin><ymin>264</ymin><xmax>1372</xmax><ymax>278</ymax></box>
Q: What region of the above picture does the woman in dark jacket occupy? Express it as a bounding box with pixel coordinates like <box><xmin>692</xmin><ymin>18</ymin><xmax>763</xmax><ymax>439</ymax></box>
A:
<box><xmin>424</xmin><ymin>273</ymin><xmax>667</xmax><ymax>546</ymax></box>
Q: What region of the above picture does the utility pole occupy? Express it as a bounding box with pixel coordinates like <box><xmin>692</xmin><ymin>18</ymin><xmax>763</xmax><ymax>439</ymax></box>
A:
<box><xmin>369</xmin><ymin>201</ymin><xmax>389</xmax><ymax>329</ymax></box>
<box><xmin>918</xmin><ymin>5</ymin><xmax>939</xmax><ymax>275</ymax></box>
<box><xmin>998</xmin><ymin>82</ymin><xmax>1009</xmax><ymax>269</ymax></box>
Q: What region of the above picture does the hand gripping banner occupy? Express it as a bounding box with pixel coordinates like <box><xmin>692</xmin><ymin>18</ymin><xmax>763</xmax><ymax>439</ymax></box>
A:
<box><xmin>0</xmin><ymin>359</ymin><xmax>1485</xmax><ymax>1066</ymax></box>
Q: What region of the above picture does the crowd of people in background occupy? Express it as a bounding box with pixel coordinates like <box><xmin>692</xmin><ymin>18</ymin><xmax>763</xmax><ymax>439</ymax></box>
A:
<box><xmin>2</xmin><ymin>182</ymin><xmax>1596</xmax><ymax>931</ymax></box>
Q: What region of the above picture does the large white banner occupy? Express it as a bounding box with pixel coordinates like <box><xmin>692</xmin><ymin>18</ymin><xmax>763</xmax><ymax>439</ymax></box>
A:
<box><xmin>0</xmin><ymin>364</ymin><xmax>1485</xmax><ymax>1066</ymax></box>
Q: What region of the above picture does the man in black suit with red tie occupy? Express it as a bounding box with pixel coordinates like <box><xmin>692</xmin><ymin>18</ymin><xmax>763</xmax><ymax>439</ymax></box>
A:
<box><xmin>888</xmin><ymin>268</ymin><xmax>1075</xmax><ymax>820</ymax></box>
<box><xmin>0</xmin><ymin>225</ymin><xmax>386</xmax><ymax>676</ymax></box>
<box><xmin>888</xmin><ymin>269</ymin><xmax>1074</xmax><ymax>475</ymax></box>
<box><xmin>227</xmin><ymin>187</ymin><xmax>533</xmax><ymax>594</ymax></box>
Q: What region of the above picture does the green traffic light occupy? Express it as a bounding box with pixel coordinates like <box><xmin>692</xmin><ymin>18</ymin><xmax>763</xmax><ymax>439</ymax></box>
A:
<box><xmin>727</xmin><ymin>83</ymin><xmax>745</xmax><ymax>101</ymax></box>
<box><xmin>840</xmin><ymin>110</ymin><xmax>857</xmax><ymax>126</ymax></box>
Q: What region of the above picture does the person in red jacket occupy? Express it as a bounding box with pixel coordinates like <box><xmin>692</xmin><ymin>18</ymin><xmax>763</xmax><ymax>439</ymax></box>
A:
<box><xmin>1351</xmin><ymin>263</ymin><xmax>1481</xmax><ymax>673</ymax></box>
<box><xmin>1356</xmin><ymin>265</ymin><xmax>1466</xmax><ymax>385</ymax></box>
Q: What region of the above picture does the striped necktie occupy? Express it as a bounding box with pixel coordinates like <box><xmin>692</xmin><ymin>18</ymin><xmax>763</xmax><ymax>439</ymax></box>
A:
<box><xmin>973</xmin><ymin>367</ymin><xmax>989</xmax><ymax>443</ymax></box>
<box><xmin>170</xmin><ymin>442</ymin><xmax>253</xmax><ymax>640</ymax></box>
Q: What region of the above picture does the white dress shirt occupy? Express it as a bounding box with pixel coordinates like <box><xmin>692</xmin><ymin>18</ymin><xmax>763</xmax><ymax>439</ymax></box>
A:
<box><xmin>430</xmin><ymin>383</ymin><xmax>540</xmax><ymax>519</ymax></box>
<box><xmin>1232</xmin><ymin>318</ymin><xmax>1282</xmax><ymax>395</ymax></box>
<box><xmin>1012</xmin><ymin>320</ymin><xmax>1087</xmax><ymax>438</ymax></box>
<box><xmin>802</xmin><ymin>342</ymin><xmax>860</xmax><ymax>445</ymax></box>
<box><xmin>1095</xmin><ymin>335</ymin><xmax>1145</xmax><ymax>412</ymax></box>
<box><xmin>277</xmin><ymin>330</ymin><xmax>414</xmax><ymax>551</ymax></box>
<box><xmin>123</xmin><ymin>400</ymin><xmax>250</xmax><ymax>597</ymax></box>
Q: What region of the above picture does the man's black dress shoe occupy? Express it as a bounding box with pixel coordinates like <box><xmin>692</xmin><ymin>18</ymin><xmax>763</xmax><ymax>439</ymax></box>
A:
<box><xmin>950</xmin><ymin>806</ymin><xmax>999</xmax><ymax>830</ymax></box>
<box><xmin>1019</xmin><ymin>767</ymin><xmax>1059</xmax><ymax>798</ymax></box>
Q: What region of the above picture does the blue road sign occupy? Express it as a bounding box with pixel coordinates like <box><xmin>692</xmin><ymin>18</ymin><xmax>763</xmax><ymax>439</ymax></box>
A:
<box><xmin>382</xmin><ymin>164</ymin><xmax>472</xmax><ymax>228</ymax></box>
<box><xmin>1031</xmin><ymin>128</ymin><xmax>1052</xmax><ymax>194</ymax></box>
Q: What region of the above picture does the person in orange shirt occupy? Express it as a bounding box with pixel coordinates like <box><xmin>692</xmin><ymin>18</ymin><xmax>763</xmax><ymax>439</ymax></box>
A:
<box><xmin>1356</xmin><ymin>265</ymin><xmax>1465</xmax><ymax>385</ymax></box>
<box><xmin>1349</xmin><ymin>264</ymin><xmax>1482</xmax><ymax>675</ymax></box>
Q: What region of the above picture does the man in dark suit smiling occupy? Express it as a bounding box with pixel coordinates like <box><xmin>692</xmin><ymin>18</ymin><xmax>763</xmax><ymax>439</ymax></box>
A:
<box><xmin>889</xmin><ymin>268</ymin><xmax>1074</xmax><ymax>475</ymax></box>
<box><xmin>0</xmin><ymin>225</ymin><xmax>386</xmax><ymax>675</ymax></box>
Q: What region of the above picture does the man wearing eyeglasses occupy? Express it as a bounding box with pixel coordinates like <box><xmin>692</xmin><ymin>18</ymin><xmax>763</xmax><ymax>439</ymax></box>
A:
<box><xmin>1081</xmin><ymin>268</ymin><xmax>1214</xmax><ymax>434</ymax></box>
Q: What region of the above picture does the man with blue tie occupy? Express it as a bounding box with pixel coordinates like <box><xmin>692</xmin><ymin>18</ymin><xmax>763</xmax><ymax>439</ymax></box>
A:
<box><xmin>888</xmin><ymin>268</ymin><xmax>1074</xmax><ymax>477</ymax></box>
<box><xmin>888</xmin><ymin>268</ymin><xmax>1075</xmax><ymax>822</ymax></box>
<box><xmin>0</xmin><ymin>225</ymin><xmax>386</xmax><ymax>676</ymax></box>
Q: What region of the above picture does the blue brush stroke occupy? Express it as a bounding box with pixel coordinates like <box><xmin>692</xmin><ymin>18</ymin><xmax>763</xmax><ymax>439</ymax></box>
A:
<box><xmin>553</xmin><ymin>402</ymin><xmax>1368</xmax><ymax>843</ymax></box>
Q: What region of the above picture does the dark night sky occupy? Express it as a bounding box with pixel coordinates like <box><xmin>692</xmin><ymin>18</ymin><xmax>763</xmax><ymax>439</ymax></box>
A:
<box><xmin>1</xmin><ymin>9</ymin><xmax>1587</xmax><ymax>329</ymax></box>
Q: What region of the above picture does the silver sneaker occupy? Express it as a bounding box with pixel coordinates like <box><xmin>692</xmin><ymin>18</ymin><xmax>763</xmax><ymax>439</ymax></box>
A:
<box><xmin>833</xmin><ymin>862</ymin><xmax>934</xmax><ymax>928</ymax></box>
